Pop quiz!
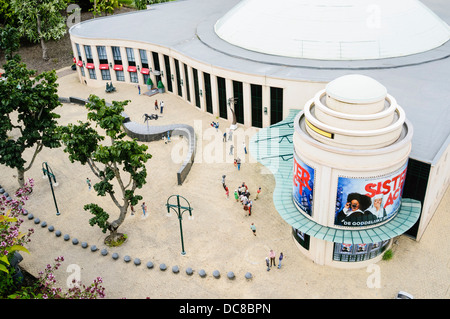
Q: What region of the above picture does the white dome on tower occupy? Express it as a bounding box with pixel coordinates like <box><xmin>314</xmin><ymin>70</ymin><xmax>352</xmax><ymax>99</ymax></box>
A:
<box><xmin>214</xmin><ymin>0</ymin><xmax>450</xmax><ymax>60</ymax></box>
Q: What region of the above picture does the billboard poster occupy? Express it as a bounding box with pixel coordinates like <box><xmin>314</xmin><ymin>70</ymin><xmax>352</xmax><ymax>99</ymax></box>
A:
<box><xmin>293</xmin><ymin>154</ymin><xmax>315</xmax><ymax>216</ymax></box>
<box><xmin>334</xmin><ymin>162</ymin><xmax>408</xmax><ymax>227</ymax></box>
<box><xmin>333</xmin><ymin>240</ymin><xmax>391</xmax><ymax>262</ymax></box>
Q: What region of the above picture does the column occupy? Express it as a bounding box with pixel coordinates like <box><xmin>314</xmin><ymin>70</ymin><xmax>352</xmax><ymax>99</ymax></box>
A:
<box><xmin>262</xmin><ymin>85</ymin><xmax>271</xmax><ymax>128</ymax></box>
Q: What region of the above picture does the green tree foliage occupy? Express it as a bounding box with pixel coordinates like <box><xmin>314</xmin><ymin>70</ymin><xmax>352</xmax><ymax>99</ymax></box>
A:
<box><xmin>0</xmin><ymin>25</ymin><xmax>20</xmax><ymax>61</ymax></box>
<box><xmin>90</xmin><ymin>0</ymin><xmax>122</xmax><ymax>17</ymax></box>
<box><xmin>10</xmin><ymin>0</ymin><xmax>68</xmax><ymax>61</ymax></box>
<box><xmin>0</xmin><ymin>56</ymin><xmax>62</xmax><ymax>188</ymax></box>
<box><xmin>134</xmin><ymin>0</ymin><xmax>147</xmax><ymax>10</ymax></box>
<box><xmin>0</xmin><ymin>0</ymin><xmax>18</xmax><ymax>27</ymax></box>
<box><xmin>148</xmin><ymin>0</ymin><xmax>175</xmax><ymax>4</ymax></box>
<box><xmin>59</xmin><ymin>95</ymin><xmax>152</xmax><ymax>242</ymax></box>
<box><xmin>0</xmin><ymin>179</ymin><xmax>34</xmax><ymax>297</ymax></box>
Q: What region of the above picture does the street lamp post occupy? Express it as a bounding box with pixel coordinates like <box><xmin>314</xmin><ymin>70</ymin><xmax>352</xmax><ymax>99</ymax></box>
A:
<box><xmin>165</xmin><ymin>195</ymin><xmax>193</xmax><ymax>255</ymax></box>
<box><xmin>42</xmin><ymin>162</ymin><xmax>60</xmax><ymax>216</ymax></box>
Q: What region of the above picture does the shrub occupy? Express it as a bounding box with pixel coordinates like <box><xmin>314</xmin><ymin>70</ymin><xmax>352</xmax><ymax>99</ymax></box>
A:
<box><xmin>0</xmin><ymin>179</ymin><xmax>34</xmax><ymax>297</ymax></box>
<box><xmin>382</xmin><ymin>249</ymin><xmax>393</xmax><ymax>261</ymax></box>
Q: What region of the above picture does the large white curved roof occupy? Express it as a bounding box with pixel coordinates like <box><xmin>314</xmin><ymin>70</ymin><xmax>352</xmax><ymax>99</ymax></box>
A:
<box><xmin>214</xmin><ymin>0</ymin><xmax>450</xmax><ymax>60</ymax></box>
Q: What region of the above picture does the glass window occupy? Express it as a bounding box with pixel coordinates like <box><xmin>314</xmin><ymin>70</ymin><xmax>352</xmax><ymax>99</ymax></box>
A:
<box><xmin>84</xmin><ymin>45</ymin><xmax>93</xmax><ymax>63</ymax></box>
<box><xmin>193</xmin><ymin>68</ymin><xmax>200</xmax><ymax>108</ymax></box>
<box><xmin>163</xmin><ymin>54</ymin><xmax>172</xmax><ymax>92</ymax></box>
<box><xmin>203</xmin><ymin>72</ymin><xmax>212</xmax><ymax>113</ymax></box>
<box><xmin>76</xmin><ymin>43</ymin><xmax>82</xmax><ymax>60</ymax></box>
<box><xmin>143</xmin><ymin>74</ymin><xmax>150</xmax><ymax>86</ymax></box>
<box><xmin>112</xmin><ymin>46</ymin><xmax>122</xmax><ymax>64</ymax></box>
<box><xmin>217</xmin><ymin>76</ymin><xmax>227</xmax><ymax>119</ymax></box>
<box><xmin>126</xmin><ymin>47</ymin><xmax>135</xmax><ymax>66</ymax></box>
<box><xmin>333</xmin><ymin>240</ymin><xmax>390</xmax><ymax>262</ymax></box>
<box><xmin>270</xmin><ymin>87</ymin><xmax>283</xmax><ymax>125</ymax></box>
<box><xmin>233</xmin><ymin>81</ymin><xmax>244</xmax><ymax>124</ymax></box>
<box><xmin>101</xmin><ymin>69</ymin><xmax>111</xmax><ymax>81</ymax></box>
<box><xmin>175</xmin><ymin>59</ymin><xmax>182</xmax><ymax>97</ymax></box>
<box><xmin>97</xmin><ymin>46</ymin><xmax>108</xmax><ymax>64</ymax></box>
<box><xmin>139</xmin><ymin>49</ymin><xmax>148</xmax><ymax>68</ymax></box>
<box><xmin>130</xmin><ymin>72</ymin><xmax>138</xmax><ymax>83</ymax></box>
<box><xmin>183</xmin><ymin>63</ymin><xmax>191</xmax><ymax>102</ymax></box>
<box><xmin>115</xmin><ymin>70</ymin><xmax>125</xmax><ymax>82</ymax></box>
<box><xmin>251</xmin><ymin>84</ymin><xmax>263</xmax><ymax>128</ymax></box>
<box><xmin>88</xmin><ymin>68</ymin><xmax>96</xmax><ymax>79</ymax></box>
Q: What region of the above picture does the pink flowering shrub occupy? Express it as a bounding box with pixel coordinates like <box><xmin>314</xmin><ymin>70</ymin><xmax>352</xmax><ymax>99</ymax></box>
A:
<box><xmin>1</xmin><ymin>179</ymin><xmax>106</xmax><ymax>299</ymax></box>
<box><xmin>0</xmin><ymin>179</ymin><xmax>35</xmax><ymax>260</ymax></box>
<box><xmin>36</xmin><ymin>256</ymin><xmax>106</xmax><ymax>299</ymax></box>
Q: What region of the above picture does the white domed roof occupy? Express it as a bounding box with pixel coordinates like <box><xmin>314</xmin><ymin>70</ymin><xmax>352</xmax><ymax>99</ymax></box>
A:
<box><xmin>214</xmin><ymin>0</ymin><xmax>450</xmax><ymax>60</ymax></box>
<box><xmin>326</xmin><ymin>74</ymin><xmax>387</xmax><ymax>104</ymax></box>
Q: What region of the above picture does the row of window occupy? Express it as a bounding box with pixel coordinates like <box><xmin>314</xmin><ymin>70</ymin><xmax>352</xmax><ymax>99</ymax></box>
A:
<box><xmin>74</xmin><ymin>43</ymin><xmax>284</xmax><ymax>127</ymax></box>
<box><xmin>292</xmin><ymin>227</ymin><xmax>390</xmax><ymax>263</ymax></box>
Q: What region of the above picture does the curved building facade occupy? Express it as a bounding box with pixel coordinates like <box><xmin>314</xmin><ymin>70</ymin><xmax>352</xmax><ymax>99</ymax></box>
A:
<box><xmin>69</xmin><ymin>0</ymin><xmax>450</xmax><ymax>267</ymax></box>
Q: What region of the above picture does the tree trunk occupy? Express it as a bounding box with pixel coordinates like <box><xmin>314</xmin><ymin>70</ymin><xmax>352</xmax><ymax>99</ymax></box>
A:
<box><xmin>108</xmin><ymin>227</ymin><xmax>120</xmax><ymax>243</ymax></box>
<box><xmin>17</xmin><ymin>168</ymin><xmax>25</xmax><ymax>189</ymax></box>
<box><xmin>108</xmin><ymin>205</ymin><xmax>128</xmax><ymax>241</ymax></box>
<box><xmin>36</xmin><ymin>14</ymin><xmax>49</xmax><ymax>61</ymax></box>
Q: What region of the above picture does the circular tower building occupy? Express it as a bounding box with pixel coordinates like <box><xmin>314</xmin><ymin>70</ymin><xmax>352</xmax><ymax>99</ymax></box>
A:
<box><xmin>251</xmin><ymin>74</ymin><xmax>421</xmax><ymax>269</ymax></box>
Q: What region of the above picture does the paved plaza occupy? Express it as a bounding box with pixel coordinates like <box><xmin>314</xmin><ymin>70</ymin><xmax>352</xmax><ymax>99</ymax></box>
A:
<box><xmin>1</xmin><ymin>67</ymin><xmax>449</xmax><ymax>299</ymax></box>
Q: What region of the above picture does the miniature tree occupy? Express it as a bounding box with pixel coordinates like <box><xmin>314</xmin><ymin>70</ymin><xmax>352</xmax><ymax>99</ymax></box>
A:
<box><xmin>0</xmin><ymin>55</ymin><xmax>62</xmax><ymax>189</ymax></box>
<box><xmin>0</xmin><ymin>25</ymin><xmax>20</xmax><ymax>61</ymax></box>
<box><xmin>134</xmin><ymin>0</ymin><xmax>147</xmax><ymax>10</ymax></box>
<box><xmin>90</xmin><ymin>0</ymin><xmax>122</xmax><ymax>17</ymax></box>
<box><xmin>10</xmin><ymin>0</ymin><xmax>68</xmax><ymax>61</ymax></box>
<box><xmin>59</xmin><ymin>95</ymin><xmax>151</xmax><ymax>244</ymax></box>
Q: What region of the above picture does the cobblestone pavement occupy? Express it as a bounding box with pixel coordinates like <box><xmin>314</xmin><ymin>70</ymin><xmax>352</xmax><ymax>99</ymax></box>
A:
<box><xmin>2</xmin><ymin>68</ymin><xmax>449</xmax><ymax>299</ymax></box>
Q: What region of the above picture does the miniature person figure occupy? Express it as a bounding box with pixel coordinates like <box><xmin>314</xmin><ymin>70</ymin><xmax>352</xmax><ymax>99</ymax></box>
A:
<box><xmin>255</xmin><ymin>187</ymin><xmax>261</xmax><ymax>200</ymax></box>
<box><xmin>278</xmin><ymin>252</ymin><xmax>284</xmax><ymax>269</ymax></box>
<box><xmin>250</xmin><ymin>223</ymin><xmax>256</xmax><ymax>236</ymax></box>
<box><xmin>236</xmin><ymin>157</ymin><xmax>241</xmax><ymax>170</ymax></box>
<box><xmin>269</xmin><ymin>249</ymin><xmax>276</xmax><ymax>267</ymax></box>
<box><xmin>141</xmin><ymin>202</ymin><xmax>147</xmax><ymax>217</ymax></box>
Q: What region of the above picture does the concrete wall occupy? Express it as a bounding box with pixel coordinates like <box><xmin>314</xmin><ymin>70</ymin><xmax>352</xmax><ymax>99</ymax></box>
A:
<box><xmin>417</xmin><ymin>142</ymin><xmax>450</xmax><ymax>240</ymax></box>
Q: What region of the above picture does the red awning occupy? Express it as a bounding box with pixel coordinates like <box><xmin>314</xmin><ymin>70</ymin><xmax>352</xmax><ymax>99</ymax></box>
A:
<box><xmin>140</xmin><ymin>68</ymin><xmax>150</xmax><ymax>75</ymax></box>
<box><xmin>113</xmin><ymin>65</ymin><xmax>123</xmax><ymax>71</ymax></box>
<box><xmin>99</xmin><ymin>64</ymin><xmax>109</xmax><ymax>70</ymax></box>
<box><xmin>76</xmin><ymin>60</ymin><xmax>83</xmax><ymax>67</ymax></box>
<box><xmin>86</xmin><ymin>63</ymin><xmax>95</xmax><ymax>69</ymax></box>
<box><xmin>127</xmin><ymin>66</ymin><xmax>137</xmax><ymax>73</ymax></box>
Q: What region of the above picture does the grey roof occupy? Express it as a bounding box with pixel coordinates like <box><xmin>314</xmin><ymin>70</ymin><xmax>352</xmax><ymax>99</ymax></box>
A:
<box><xmin>69</xmin><ymin>0</ymin><xmax>450</xmax><ymax>165</ymax></box>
